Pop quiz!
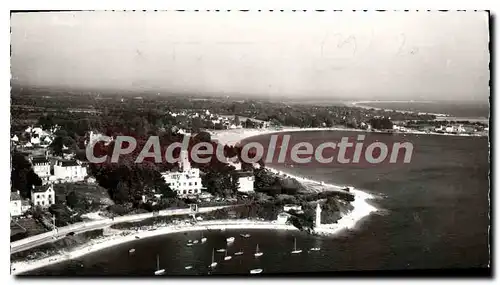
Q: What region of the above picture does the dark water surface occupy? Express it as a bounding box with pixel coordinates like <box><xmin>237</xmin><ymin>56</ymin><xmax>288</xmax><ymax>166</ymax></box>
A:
<box><xmin>26</xmin><ymin>130</ymin><xmax>490</xmax><ymax>275</ymax></box>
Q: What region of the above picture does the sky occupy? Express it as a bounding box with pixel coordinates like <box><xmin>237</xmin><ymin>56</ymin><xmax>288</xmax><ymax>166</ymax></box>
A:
<box><xmin>11</xmin><ymin>11</ymin><xmax>490</xmax><ymax>101</ymax></box>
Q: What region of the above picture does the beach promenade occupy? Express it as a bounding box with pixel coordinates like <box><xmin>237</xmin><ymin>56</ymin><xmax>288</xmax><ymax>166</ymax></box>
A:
<box><xmin>11</xmin><ymin>205</ymin><xmax>234</xmax><ymax>254</ymax></box>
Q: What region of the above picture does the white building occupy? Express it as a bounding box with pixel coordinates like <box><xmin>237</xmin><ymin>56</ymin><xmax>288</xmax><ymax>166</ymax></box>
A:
<box><xmin>31</xmin><ymin>156</ymin><xmax>51</xmax><ymax>182</ymax></box>
<box><xmin>31</xmin><ymin>184</ymin><xmax>55</xmax><ymax>208</ymax></box>
<box><xmin>276</xmin><ymin>212</ymin><xmax>291</xmax><ymax>224</ymax></box>
<box><xmin>30</xmin><ymin>136</ymin><xmax>41</xmax><ymax>145</ymax></box>
<box><xmin>284</xmin><ymin>204</ymin><xmax>303</xmax><ymax>213</ymax></box>
<box><xmin>86</xmin><ymin>131</ymin><xmax>113</xmax><ymax>146</ymax></box>
<box><xmin>10</xmin><ymin>191</ymin><xmax>22</xmax><ymax>217</ymax></box>
<box><xmin>162</xmin><ymin>151</ymin><xmax>203</xmax><ymax>197</ymax></box>
<box><xmin>54</xmin><ymin>160</ymin><xmax>87</xmax><ymax>182</ymax></box>
<box><xmin>235</xmin><ymin>171</ymin><xmax>255</xmax><ymax>193</ymax></box>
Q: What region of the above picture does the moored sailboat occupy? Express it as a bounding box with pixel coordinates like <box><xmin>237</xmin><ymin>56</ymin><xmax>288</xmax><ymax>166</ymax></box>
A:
<box><xmin>210</xmin><ymin>248</ymin><xmax>218</xmax><ymax>268</ymax></box>
<box><xmin>224</xmin><ymin>250</ymin><xmax>232</xmax><ymax>261</ymax></box>
<box><xmin>291</xmin><ymin>238</ymin><xmax>302</xmax><ymax>254</ymax></box>
<box><xmin>254</xmin><ymin>244</ymin><xmax>263</xmax><ymax>257</ymax></box>
<box><xmin>154</xmin><ymin>255</ymin><xmax>165</xmax><ymax>275</ymax></box>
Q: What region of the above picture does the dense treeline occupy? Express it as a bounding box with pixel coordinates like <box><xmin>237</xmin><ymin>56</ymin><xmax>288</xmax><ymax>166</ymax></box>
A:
<box><xmin>11</xmin><ymin>152</ymin><xmax>42</xmax><ymax>198</ymax></box>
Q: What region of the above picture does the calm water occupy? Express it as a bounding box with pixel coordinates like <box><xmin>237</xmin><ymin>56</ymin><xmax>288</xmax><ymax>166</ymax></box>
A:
<box><xmin>26</xmin><ymin>131</ymin><xmax>490</xmax><ymax>275</ymax></box>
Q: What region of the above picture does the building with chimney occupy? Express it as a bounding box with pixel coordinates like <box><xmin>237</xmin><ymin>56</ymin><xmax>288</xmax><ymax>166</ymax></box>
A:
<box><xmin>31</xmin><ymin>155</ymin><xmax>51</xmax><ymax>183</ymax></box>
<box><xmin>31</xmin><ymin>184</ymin><xmax>55</xmax><ymax>208</ymax></box>
<box><xmin>53</xmin><ymin>160</ymin><xmax>87</xmax><ymax>182</ymax></box>
<box><xmin>162</xmin><ymin>150</ymin><xmax>203</xmax><ymax>197</ymax></box>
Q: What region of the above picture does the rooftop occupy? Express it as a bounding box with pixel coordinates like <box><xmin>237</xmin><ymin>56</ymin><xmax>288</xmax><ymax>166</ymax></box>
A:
<box><xmin>32</xmin><ymin>184</ymin><xmax>53</xmax><ymax>193</ymax></box>
<box><xmin>59</xmin><ymin>160</ymin><xmax>80</xmax><ymax>167</ymax></box>
<box><xmin>31</xmin><ymin>156</ymin><xmax>49</xmax><ymax>164</ymax></box>
<box><xmin>10</xmin><ymin>192</ymin><xmax>21</xmax><ymax>201</ymax></box>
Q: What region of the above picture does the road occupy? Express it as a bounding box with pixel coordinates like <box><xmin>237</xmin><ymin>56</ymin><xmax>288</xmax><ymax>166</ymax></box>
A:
<box><xmin>11</xmin><ymin>205</ymin><xmax>234</xmax><ymax>254</ymax></box>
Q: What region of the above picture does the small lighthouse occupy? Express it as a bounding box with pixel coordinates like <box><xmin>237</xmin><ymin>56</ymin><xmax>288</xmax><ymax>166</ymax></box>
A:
<box><xmin>315</xmin><ymin>203</ymin><xmax>322</xmax><ymax>228</ymax></box>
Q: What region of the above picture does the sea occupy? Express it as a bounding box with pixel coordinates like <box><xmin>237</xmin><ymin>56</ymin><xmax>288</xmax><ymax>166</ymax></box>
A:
<box><xmin>24</xmin><ymin>129</ymin><xmax>490</xmax><ymax>275</ymax></box>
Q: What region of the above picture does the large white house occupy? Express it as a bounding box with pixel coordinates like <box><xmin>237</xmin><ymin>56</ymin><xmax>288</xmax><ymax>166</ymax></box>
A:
<box><xmin>54</xmin><ymin>160</ymin><xmax>87</xmax><ymax>182</ymax></box>
<box><xmin>162</xmin><ymin>151</ymin><xmax>203</xmax><ymax>197</ymax></box>
<box><xmin>31</xmin><ymin>184</ymin><xmax>55</xmax><ymax>208</ymax></box>
<box><xmin>235</xmin><ymin>171</ymin><xmax>255</xmax><ymax>193</ymax></box>
<box><xmin>31</xmin><ymin>156</ymin><xmax>51</xmax><ymax>182</ymax></box>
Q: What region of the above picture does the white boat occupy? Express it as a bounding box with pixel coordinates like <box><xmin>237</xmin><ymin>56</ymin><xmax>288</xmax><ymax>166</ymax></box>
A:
<box><xmin>240</xmin><ymin>234</ymin><xmax>251</xmax><ymax>238</ymax></box>
<box><xmin>310</xmin><ymin>247</ymin><xmax>321</xmax><ymax>251</ymax></box>
<box><xmin>154</xmin><ymin>255</ymin><xmax>165</xmax><ymax>275</ymax></box>
<box><xmin>201</xmin><ymin>233</ymin><xmax>207</xmax><ymax>243</ymax></box>
<box><xmin>254</xmin><ymin>244</ymin><xmax>263</xmax><ymax>257</ymax></box>
<box><xmin>250</xmin><ymin>268</ymin><xmax>263</xmax><ymax>274</ymax></box>
<box><xmin>291</xmin><ymin>238</ymin><xmax>302</xmax><ymax>254</ymax></box>
<box><xmin>216</xmin><ymin>248</ymin><xmax>226</xmax><ymax>253</ymax></box>
<box><xmin>129</xmin><ymin>248</ymin><xmax>135</xmax><ymax>254</ymax></box>
<box><xmin>234</xmin><ymin>250</ymin><xmax>244</xmax><ymax>256</ymax></box>
<box><xmin>193</xmin><ymin>240</ymin><xmax>199</xmax><ymax>244</ymax></box>
<box><xmin>226</xmin><ymin>237</ymin><xmax>235</xmax><ymax>243</ymax></box>
<box><xmin>188</xmin><ymin>240</ymin><xmax>192</xmax><ymax>243</ymax></box>
<box><xmin>187</xmin><ymin>243</ymin><xmax>193</xmax><ymax>246</ymax></box>
<box><xmin>224</xmin><ymin>250</ymin><xmax>232</xmax><ymax>261</ymax></box>
<box><xmin>185</xmin><ymin>265</ymin><xmax>193</xmax><ymax>270</ymax></box>
<box><xmin>210</xmin><ymin>249</ymin><xmax>218</xmax><ymax>268</ymax></box>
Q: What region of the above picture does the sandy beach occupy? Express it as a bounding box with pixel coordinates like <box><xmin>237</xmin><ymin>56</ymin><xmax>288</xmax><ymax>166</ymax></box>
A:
<box><xmin>10</xmin><ymin>128</ymin><xmax>384</xmax><ymax>275</ymax></box>
<box><xmin>12</xmin><ymin>184</ymin><xmax>377</xmax><ymax>275</ymax></box>
<box><xmin>211</xmin><ymin>125</ymin><xmax>484</xmax><ymax>148</ymax></box>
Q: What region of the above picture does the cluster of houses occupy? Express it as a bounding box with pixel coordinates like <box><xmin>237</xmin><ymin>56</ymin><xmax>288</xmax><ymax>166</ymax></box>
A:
<box><xmin>30</xmin><ymin>154</ymin><xmax>88</xmax><ymax>184</ymax></box>
<box><xmin>168</xmin><ymin>109</ymin><xmax>270</xmax><ymax>130</ymax></box>
<box><xmin>10</xmin><ymin>184</ymin><xmax>57</xmax><ymax>218</ymax></box>
<box><xmin>11</xmin><ymin>125</ymin><xmax>60</xmax><ymax>149</ymax></box>
<box><xmin>10</xmin><ymin>152</ymin><xmax>89</xmax><ymax>217</ymax></box>
<box><xmin>392</xmin><ymin>123</ymin><xmax>474</xmax><ymax>134</ymax></box>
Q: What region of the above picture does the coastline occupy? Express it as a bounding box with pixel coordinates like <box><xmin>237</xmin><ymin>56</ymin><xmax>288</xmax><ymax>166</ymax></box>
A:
<box><xmin>211</xmin><ymin>126</ymin><xmax>485</xmax><ymax>148</ymax></box>
<box><xmin>350</xmin><ymin>100</ymin><xmax>451</xmax><ymax>117</ymax></box>
<box><xmin>350</xmin><ymin>100</ymin><xmax>489</xmax><ymax>123</ymax></box>
<box><xmin>12</xmin><ymin>184</ymin><xmax>377</xmax><ymax>276</ymax></box>
<box><xmin>11</xmin><ymin>128</ymin><xmax>384</xmax><ymax>275</ymax></box>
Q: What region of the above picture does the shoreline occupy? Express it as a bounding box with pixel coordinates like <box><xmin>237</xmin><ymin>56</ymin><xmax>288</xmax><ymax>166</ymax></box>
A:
<box><xmin>350</xmin><ymin>100</ymin><xmax>451</xmax><ymax>117</ymax></box>
<box><xmin>211</xmin><ymin>126</ymin><xmax>485</xmax><ymax>147</ymax></box>
<box><xmin>12</xmin><ymin>184</ymin><xmax>377</xmax><ymax>275</ymax></box>
<box><xmin>12</xmin><ymin>128</ymin><xmax>382</xmax><ymax>275</ymax></box>
<box><xmin>350</xmin><ymin>100</ymin><xmax>489</xmax><ymax>123</ymax></box>
<box><xmin>12</xmin><ymin>136</ymin><xmax>378</xmax><ymax>276</ymax></box>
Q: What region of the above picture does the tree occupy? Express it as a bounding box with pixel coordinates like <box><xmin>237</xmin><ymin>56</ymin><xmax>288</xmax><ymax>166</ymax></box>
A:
<box><xmin>114</xmin><ymin>181</ymin><xmax>130</xmax><ymax>204</ymax></box>
<box><xmin>66</xmin><ymin>191</ymin><xmax>79</xmax><ymax>208</ymax></box>
<box><xmin>11</xmin><ymin>152</ymin><xmax>42</xmax><ymax>198</ymax></box>
<box><xmin>369</xmin><ymin>117</ymin><xmax>393</xmax><ymax>130</ymax></box>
